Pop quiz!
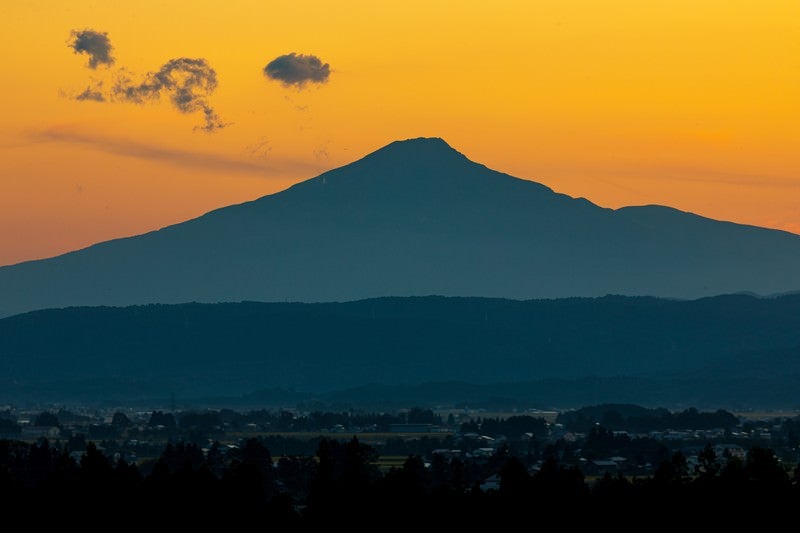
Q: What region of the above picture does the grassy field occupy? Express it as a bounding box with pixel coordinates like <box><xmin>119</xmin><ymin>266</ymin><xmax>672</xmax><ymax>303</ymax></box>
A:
<box><xmin>733</xmin><ymin>410</ymin><xmax>800</xmax><ymax>420</ymax></box>
<box><xmin>225</xmin><ymin>430</ymin><xmax>454</xmax><ymax>443</ymax></box>
<box><xmin>374</xmin><ymin>455</ymin><xmax>408</xmax><ymax>472</ymax></box>
<box><xmin>438</xmin><ymin>409</ymin><xmax>560</xmax><ymax>423</ymax></box>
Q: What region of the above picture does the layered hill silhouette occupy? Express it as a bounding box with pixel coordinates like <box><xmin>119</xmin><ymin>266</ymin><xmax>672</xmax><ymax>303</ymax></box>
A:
<box><xmin>2</xmin><ymin>137</ymin><xmax>800</xmax><ymax>318</ymax></box>
<box><xmin>1</xmin><ymin>295</ymin><xmax>799</xmax><ymax>406</ymax></box>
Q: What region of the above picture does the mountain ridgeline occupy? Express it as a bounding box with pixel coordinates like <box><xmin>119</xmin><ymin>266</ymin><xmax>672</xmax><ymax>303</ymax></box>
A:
<box><xmin>2</xmin><ymin>137</ymin><xmax>800</xmax><ymax>318</ymax></box>
<box><xmin>2</xmin><ymin>294</ymin><xmax>800</xmax><ymax>406</ymax></box>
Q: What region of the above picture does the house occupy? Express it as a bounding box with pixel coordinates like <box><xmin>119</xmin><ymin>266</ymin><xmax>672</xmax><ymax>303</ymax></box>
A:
<box><xmin>389</xmin><ymin>423</ymin><xmax>433</xmax><ymax>433</ymax></box>
<box><xmin>21</xmin><ymin>426</ymin><xmax>60</xmax><ymax>439</ymax></box>
<box><xmin>471</xmin><ymin>447</ymin><xmax>496</xmax><ymax>458</ymax></box>
<box><xmin>431</xmin><ymin>449</ymin><xmax>462</xmax><ymax>461</ymax></box>
<box><xmin>480</xmin><ymin>473</ymin><xmax>501</xmax><ymax>492</ymax></box>
<box><xmin>589</xmin><ymin>459</ymin><xmax>620</xmax><ymax>475</ymax></box>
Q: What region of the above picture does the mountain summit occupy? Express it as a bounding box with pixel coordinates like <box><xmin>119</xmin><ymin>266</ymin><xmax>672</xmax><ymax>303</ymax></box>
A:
<box><xmin>2</xmin><ymin>137</ymin><xmax>800</xmax><ymax>317</ymax></box>
<box><xmin>359</xmin><ymin>136</ymin><xmax>467</xmax><ymax>164</ymax></box>
<box><xmin>346</xmin><ymin>136</ymin><xmax>488</xmax><ymax>181</ymax></box>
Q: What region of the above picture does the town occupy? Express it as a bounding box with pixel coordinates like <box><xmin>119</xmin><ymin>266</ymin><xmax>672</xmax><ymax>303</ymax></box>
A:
<box><xmin>2</xmin><ymin>403</ymin><xmax>798</xmax><ymax>479</ymax></box>
<box><xmin>3</xmin><ymin>403</ymin><xmax>798</xmax><ymax>526</ymax></box>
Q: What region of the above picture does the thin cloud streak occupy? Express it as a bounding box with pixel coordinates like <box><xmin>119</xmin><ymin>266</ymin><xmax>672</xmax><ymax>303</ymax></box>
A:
<box><xmin>546</xmin><ymin>159</ymin><xmax>800</xmax><ymax>190</ymax></box>
<box><xmin>620</xmin><ymin>165</ymin><xmax>800</xmax><ymax>190</ymax></box>
<box><xmin>30</xmin><ymin>127</ymin><xmax>325</xmax><ymax>177</ymax></box>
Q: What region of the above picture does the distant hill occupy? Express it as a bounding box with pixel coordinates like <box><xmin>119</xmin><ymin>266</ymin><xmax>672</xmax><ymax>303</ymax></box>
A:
<box><xmin>1</xmin><ymin>294</ymin><xmax>799</xmax><ymax>407</ymax></box>
<box><xmin>554</xmin><ymin>403</ymin><xmax>739</xmax><ymax>432</ymax></box>
<box><xmin>2</xmin><ymin>137</ymin><xmax>800</xmax><ymax>318</ymax></box>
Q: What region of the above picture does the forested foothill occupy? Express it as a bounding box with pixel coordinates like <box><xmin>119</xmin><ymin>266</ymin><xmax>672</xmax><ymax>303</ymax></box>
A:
<box><xmin>4</xmin><ymin>294</ymin><xmax>800</xmax><ymax>408</ymax></box>
<box><xmin>1</xmin><ymin>404</ymin><xmax>798</xmax><ymax>527</ymax></box>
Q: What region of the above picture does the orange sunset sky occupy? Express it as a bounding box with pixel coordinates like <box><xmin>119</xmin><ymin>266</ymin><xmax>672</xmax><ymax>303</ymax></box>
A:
<box><xmin>1</xmin><ymin>0</ymin><xmax>799</xmax><ymax>267</ymax></box>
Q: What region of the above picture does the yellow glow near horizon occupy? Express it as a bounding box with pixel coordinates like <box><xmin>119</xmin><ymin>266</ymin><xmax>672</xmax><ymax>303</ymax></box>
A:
<box><xmin>1</xmin><ymin>0</ymin><xmax>799</xmax><ymax>265</ymax></box>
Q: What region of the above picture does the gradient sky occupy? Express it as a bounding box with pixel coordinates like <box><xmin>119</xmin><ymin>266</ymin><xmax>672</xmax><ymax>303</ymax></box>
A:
<box><xmin>2</xmin><ymin>1</ymin><xmax>799</xmax><ymax>266</ymax></box>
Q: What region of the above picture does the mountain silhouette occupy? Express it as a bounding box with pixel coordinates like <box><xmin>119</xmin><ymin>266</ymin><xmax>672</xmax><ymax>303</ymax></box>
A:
<box><xmin>2</xmin><ymin>137</ymin><xmax>800</xmax><ymax>317</ymax></box>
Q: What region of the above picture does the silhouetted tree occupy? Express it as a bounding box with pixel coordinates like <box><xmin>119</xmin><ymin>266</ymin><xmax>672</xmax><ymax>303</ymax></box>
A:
<box><xmin>654</xmin><ymin>451</ymin><xmax>688</xmax><ymax>485</ymax></box>
<box><xmin>224</xmin><ymin>437</ymin><xmax>276</xmax><ymax>508</ymax></box>
<box><xmin>161</xmin><ymin>442</ymin><xmax>204</xmax><ymax>473</ymax></box>
<box><xmin>0</xmin><ymin>419</ymin><xmax>21</xmax><ymax>436</ymax></box>
<box><xmin>744</xmin><ymin>446</ymin><xmax>790</xmax><ymax>490</ymax></box>
<box><xmin>276</xmin><ymin>455</ymin><xmax>316</xmax><ymax>499</ymax></box>
<box><xmin>407</xmin><ymin>407</ymin><xmax>439</xmax><ymax>424</ymax></box>
<box><xmin>371</xmin><ymin>454</ymin><xmax>434</xmax><ymax>525</ymax></box>
<box><xmin>696</xmin><ymin>443</ymin><xmax>719</xmax><ymax>479</ymax></box>
<box><xmin>33</xmin><ymin>412</ymin><xmax>59</xmax><ymax>427</ymax></box>
<box><xmin>148</xmin><ymin>411</ymin><xmax>176</xmax><ymax>428</ymax></box>
<box><xmin>499</xmin><ymin>456</ymin><xmax>530</xmax><ymax>498</ymax></box>
<box><xmin>111</xmin><ymin>412</ymin><xmax>132</xmax><ymax>430</ymax></box>
<box><xmin>305</xmin><ymin>437</ymin><xmax>380</xmax><ymax>522</ymax></box>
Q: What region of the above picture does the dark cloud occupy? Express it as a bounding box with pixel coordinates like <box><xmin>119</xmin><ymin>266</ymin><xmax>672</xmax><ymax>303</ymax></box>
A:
<box><xmin>264</xmin><ymin>53</ymin><xmax>330</xmax><ymax>88</ymax></box>
<box><xmin>113</xmin><ymin>58</ymin><xmax>228</xmax><ymax>132</ymax></box>
<box><xmin>75</xmin><ymin>83</ymin><xmax>105</xmax><ymax>102</ymax></box>
<box><xmin>65</xmin><ymin>30</ymin><xmax>227</xmax><ymax>132</ymax></box>
<box><xmin>69</xmin><ymin>29</ymin><xmax>114</xmax><ymax>69</ymax></box>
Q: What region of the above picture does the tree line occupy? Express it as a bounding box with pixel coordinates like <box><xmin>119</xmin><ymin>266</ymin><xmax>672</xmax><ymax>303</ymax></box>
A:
<box><xmin>1</xmin><ymin>435</ymin><xmax>797</xmax><ymax>528</ymax></box>
<box><xmin>556</xmin><ymin>404</ymin><xmax>740</xmax><ymax>433</ymax></box>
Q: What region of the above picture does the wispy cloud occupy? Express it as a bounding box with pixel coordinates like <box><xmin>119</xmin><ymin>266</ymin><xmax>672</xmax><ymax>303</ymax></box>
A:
<box><xmin>631</xmin><ymin>164</ymin><xmax>800</xmax><ymax>190</ymax></box>
<box><xmin>66</xmin><ymin>29</ymin><xmax>227</xmax><ymax>132</ymax></box>
<box><xmin>29</xmin><ymin>126</ymin><xmax>312</xmax><ymax>176</ymax></box>
<box><xmin>113</xmin><ymin>58</ymin><xmax>228</xmax><ymax>132</ymax></box>
<box><xmin>245</xmin><ymin>137</ymin><xmax>272</xmax><ymax>161</ymax></box>
<box><xmin>33</xmin><ymin>127</ymin><xmax>259</xmax><ymax>173</ymax></box>
<box><xmin>264</xmin><ymin>53</ymin><xmax>331</xmax><ymax>88</ymax></box>
<box><xmin>68</xmin><ymin>29</ymin><xmax>114</xmax><ymax>69</ymax></box>
<box><xmin>75</xmin><ymin>83</ymin><xmax>105</xmax><ymax>102</ymax></box>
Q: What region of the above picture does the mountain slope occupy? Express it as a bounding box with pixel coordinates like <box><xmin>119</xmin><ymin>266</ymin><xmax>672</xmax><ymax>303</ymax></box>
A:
<box><xmin>2</xmin><ymin>137</ymin><xmax>800</xmax><ymax>317</ymax></box>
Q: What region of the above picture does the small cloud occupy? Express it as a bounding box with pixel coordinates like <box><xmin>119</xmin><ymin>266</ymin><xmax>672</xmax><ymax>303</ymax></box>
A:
<box><xmin>68</xmin><ymin>29</ymin><xmax>114</xmax><ymax>69</ymax></box>
<box><xmin>113</xmin><ymin>58</ymin><xmax>229</xmax><ymax>132</ymax></box>
<box><xmin>75</xmin><ymin>83</ymin><xmax>105</xmax><ymax>102</ymax></box>
<box><xmin>264</xmin><ymin>53</ymin><xmax>330</xmax><ymax>88</ymax></box>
